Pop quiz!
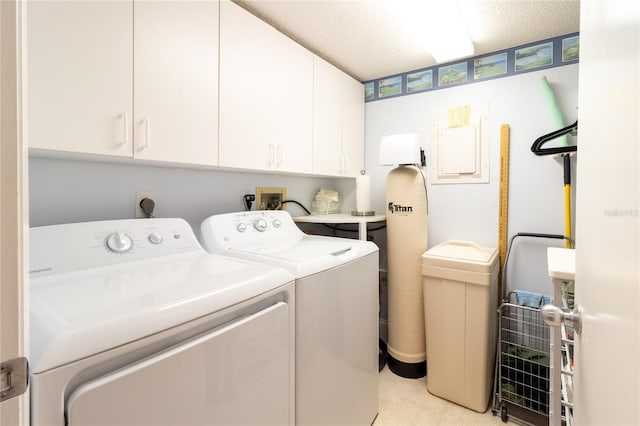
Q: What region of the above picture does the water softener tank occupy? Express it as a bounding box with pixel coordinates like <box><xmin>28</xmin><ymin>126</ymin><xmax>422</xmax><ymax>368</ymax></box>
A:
<box><xmin>386</xmin><ymin>164</ymin><xmax>428</xmax><ymax>378</ymax></box>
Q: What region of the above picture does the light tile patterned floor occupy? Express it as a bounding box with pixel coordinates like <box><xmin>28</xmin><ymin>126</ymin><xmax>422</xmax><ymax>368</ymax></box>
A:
<box><xmin>374</xmin><ymin>365</ymin><xmax>507</xmax><ymax>425</ymax></box>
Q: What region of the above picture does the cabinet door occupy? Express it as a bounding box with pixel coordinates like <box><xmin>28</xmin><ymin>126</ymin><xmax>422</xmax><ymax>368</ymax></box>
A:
<box><xmin>341</xmin><ymin>75</ymin><xmax>365</xmax><ymax>177</ymax></box>
<box><xmin>27</xmin><ymin>1</ymin><xmax>133</xmax><ymax>156</ymax></box>
<box><xmin>134</xmin><ymin>1</ymin><xmax>219</xmax><ymax>166</ymax></box>
<box><xmin>219</xmin><ymin>0</ymin><xmax>313</xmax><ymax>173</ymax></box>
<box><xmin>312</xmin><ymin>57</ymin><xmax>344</xmax><ymax>176</ymax></box>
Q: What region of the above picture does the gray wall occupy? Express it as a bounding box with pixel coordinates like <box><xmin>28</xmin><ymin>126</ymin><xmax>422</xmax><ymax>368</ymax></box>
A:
<box><xmin>29</xmin><ymin>156</ymin><xmax>356</xmax><ymax>240</ymax></box>
<box><xmin>365</xmin><ymin>64</ymin><xmax>579</xmax><ymax>295</ymax></box>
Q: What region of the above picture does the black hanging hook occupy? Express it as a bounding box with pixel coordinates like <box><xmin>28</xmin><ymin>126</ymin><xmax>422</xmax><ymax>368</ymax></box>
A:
<box><xmin>531</xmin><ymin>120</ymin><xmax>578</xmax><ymax>156</ymax></box>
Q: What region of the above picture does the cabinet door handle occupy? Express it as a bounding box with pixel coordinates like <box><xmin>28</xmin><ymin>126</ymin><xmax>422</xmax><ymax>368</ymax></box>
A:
<box><xmin>118</xmin><ymin>113</ymin><xmax>128</xmax><ymax>146</ymax></box>
<box><xmin>140</xmin><ymin>118</ymin><xmax>150</xmax><ymax>150</ymax></box>
<box><xmin>268</xmin><ymin>144</ymin><xmax>275</xmax><ymax>167</ymax></box>
<box><xmin>276</xmin><ymin>144</ymin><xmax>283</xmax><ymax>167</ymax></box>
<box><xmin>338</xmin><ymin>155</ymin><xmax>346</xmax><ymax>174</ymax></box>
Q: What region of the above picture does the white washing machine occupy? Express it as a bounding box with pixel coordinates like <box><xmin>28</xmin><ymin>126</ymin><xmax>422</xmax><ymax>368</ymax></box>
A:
<box><xmin>29</xmin><ymin>218</ymin><xmax>295</xmax><ymax>426</ymax></box>
<box><xmin>200</xmin><ymin>211</ymin><xmax>380</xmax><ymax>426</ymax></box>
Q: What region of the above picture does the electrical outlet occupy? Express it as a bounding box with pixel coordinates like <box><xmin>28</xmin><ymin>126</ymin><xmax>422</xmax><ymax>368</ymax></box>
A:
<box><xmin>256</xmin><ymin>187</ymin><xmax>286</xmax><ymax>210</ymax></box>
<box><xmin>135</xmin><ymin>189</ymin><xmax>155</xmax><ymax>218</ymax></box>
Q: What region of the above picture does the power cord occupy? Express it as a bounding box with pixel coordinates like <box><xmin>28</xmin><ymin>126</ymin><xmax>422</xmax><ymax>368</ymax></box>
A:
<box><xmin>282</xmin><ymin>199</ymin><xmax>386</xmax><ymax>234</ymax></box>
<box><xmin>243</xmin><ymin>194</ymin><xmax>255</xmax><ymax>211</ymax></box>
<box><xmin>281</xmin><ymin>199</ymin><xmax>311</xmax><ymax>214</ymax></box>
<box><xmin>417</xmin><ymin>164</ymin><xmax>429</xmax><ymax>215</ymax></box>
<box><xmin>139</xmin><ymin>197</ymin><xmax>155</xmax><ymax>218</ymax></box>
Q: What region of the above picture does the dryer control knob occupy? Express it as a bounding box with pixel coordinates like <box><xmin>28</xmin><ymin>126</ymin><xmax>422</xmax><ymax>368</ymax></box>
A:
<box><xmin>236</xmin><ymin>223</ymin><xmax>248</xmax><ymax>233</ymax></box>
<box><xmin>253</xmin><ymin>218</ymin><xmax>268</xmax><ymax>232</ymax></box>
<box><xmin>272</xmin><ymin>219</ymin><xmax>281</xmax><ymax>228</ymax></box>
<box><xmin>106</xmin><ymin>232</ymin><xmax>133</xmax><ymax>253</ymax></box>
<box><xmin>148</xmin><ymin>232</ymin><xmax>163</xmax><ymax>244</ymax></box>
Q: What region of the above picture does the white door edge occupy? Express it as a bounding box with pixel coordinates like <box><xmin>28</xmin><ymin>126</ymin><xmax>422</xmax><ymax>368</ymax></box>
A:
<box><xmin>1</xmin><ymin>0</ymin><xmax>29</xmax><ymax>423</ymax></box>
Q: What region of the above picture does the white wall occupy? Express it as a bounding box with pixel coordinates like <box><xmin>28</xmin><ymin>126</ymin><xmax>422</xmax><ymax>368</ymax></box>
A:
<box><xmin>29</xmin><ymin>156</ymin><xmax>355</xmax><ymax>240</ymax></box>
<box><xmin>365</xmin><ymin>64</ymin><xmax>579</xmax><ymax>295</ymax></box>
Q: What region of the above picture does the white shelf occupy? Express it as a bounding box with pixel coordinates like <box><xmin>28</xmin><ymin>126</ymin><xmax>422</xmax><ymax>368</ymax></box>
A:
<box><xmin>547</xmin><ymin>247</ymin><xmax>576</xmax><ymax>281</ymax></box>
<box><xmin>293</xmin><ymin>214</ymin><xmax>386</xmax><ymax>241</ymax></box>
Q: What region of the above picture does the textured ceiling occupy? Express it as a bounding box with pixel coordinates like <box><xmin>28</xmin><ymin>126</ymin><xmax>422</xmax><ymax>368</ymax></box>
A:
<box><xmin>233</xmin><ymin>0</ymin><xmax>580</xmax><ymax>82</ymax></box>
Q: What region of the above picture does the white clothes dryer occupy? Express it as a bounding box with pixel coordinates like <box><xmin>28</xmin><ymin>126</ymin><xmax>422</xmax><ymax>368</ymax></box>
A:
<box><xmin>29</xmin><ymin>218</ymin><xmax>295</xmax><ymax>426</ymax></box>
<box><xmin>200</xmin><ymin>211</ymin><xmax>379</xmax><ymax>426</ymax></box>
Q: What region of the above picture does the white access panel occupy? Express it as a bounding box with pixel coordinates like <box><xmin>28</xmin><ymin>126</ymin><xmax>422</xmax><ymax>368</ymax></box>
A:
<box><xmin>431</xmin><ymin>104</ymin><xmax>489</xmax><ymax>184</ymax></box>
<box><xmin>438</xmin><ymin>126</ymin><xmax>477</xmax><ymax>174</ymax></box>
<box><xmin>66</xmin><ymin>302</ymin><xmax>290</xmax><ymax>426</ymax></box>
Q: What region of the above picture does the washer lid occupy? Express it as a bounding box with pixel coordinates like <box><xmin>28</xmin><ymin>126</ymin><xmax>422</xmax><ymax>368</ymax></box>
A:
<box><xmin>229</xmin><ymin>235</ymin><xmax>379</xmax><ymax>278</ymax></box>
<box><xmin>200</xmin><ymin>211</ymin><xmax>379</xmax><ymax>278</ymax></box>
<box><xmin>30</xmin><ymin>252</ymin><xmax>294</xmax><ymax>373</ymax></box>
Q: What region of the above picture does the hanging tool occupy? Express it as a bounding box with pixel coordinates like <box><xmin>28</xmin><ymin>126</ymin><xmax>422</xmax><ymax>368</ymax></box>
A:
<box><xmin>563</xmin><ymin>154</ymin><xmax>573</xmax><ymax>248</ymax></box>
<box><xmin>531</xmin><ymin>77</ymin><xmax>577</xmax><ymax>248</ymax></box>
<box><xmin>531</xmin><ymin>123</ymin><xmax>577</xmax><ymax>248</ymax></box>
<box><xmin>531</xmin><ymin>120</ymin><xmax>577</xmax><ymax>248</ymax></box>
<box><xmin>531</xmin><ymin>120</ymin><xmax>578</xmax><ymax>156</ymax></box>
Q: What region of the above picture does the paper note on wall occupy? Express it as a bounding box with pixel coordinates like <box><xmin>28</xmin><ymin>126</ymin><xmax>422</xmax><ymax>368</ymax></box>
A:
<box><xmin>448</xmin><ymin>105</ymin><xmax>471</xmax><ymax>128</ymax></box>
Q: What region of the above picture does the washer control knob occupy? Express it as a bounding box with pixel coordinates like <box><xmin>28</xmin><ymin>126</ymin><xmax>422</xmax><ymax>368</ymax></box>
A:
<box><xmin>106</xmin><ymin>232</ymin><xmax>133</xmax><ymax>253</ymax></box>
<box><xmin>148</xmin><ymin>232</ymin><xmax>163</xmax><ymax>245</ymax></box>
<box><xmin>253</xmin><ymin>218</ymin><xmax>268</xmax><ymax>232</ymax></box>
<box><xmin>236</xmin><ymin>222</ymin><xmax>248</xmax><ymax>233</ymax></box>
<box><xmin>272</xmin><ymin>219</ymin><xmax>281</xmax><ymax>228</ymax></box>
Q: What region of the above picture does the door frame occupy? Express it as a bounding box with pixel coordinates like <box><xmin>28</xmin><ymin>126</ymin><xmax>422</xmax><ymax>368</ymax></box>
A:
<box><xmin>1</xmin><ymin>0</ymin><xmax>28</xmax><ymax>423</ymax></box>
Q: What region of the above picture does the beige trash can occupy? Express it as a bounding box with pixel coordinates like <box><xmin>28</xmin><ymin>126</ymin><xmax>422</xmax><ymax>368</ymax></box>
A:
<box><xmin>422</xmin><ymin>240</ymin><xmax>498</xmax><ymax>413</ymax></box>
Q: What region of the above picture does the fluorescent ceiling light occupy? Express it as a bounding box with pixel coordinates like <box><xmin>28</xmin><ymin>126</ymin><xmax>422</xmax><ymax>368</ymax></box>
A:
<box><xmin>383</xmin><ymin>0</ymin><xmax>474</xmax><ymax>63</ymax></box>
<box><xmin>424</xmin><ymin>1</ymin><xmax>474</xmax><ymax>62</ymax></box>
<box><xmin>428</xmin><ymin>31</ymin><xmax>475</xmax><ymax>63</ymax></box>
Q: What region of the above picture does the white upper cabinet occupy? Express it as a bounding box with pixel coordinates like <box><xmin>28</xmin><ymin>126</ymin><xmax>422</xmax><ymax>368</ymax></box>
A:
<box><xmin>27</xmin><ymin>0</ymin><xmax>363</xmax><ymax>176</ymax></box>
<box><xmin>219</xmin><ymin>0</ymin><xmax>313</xmax><ymax>173</ymax></box>
<box><xmin>312</xmin><ymin>57</ymin><xmax>364</xmax><ymax>177</ymax></box>
<box><xmin>341</xmin><ymin>74</ymin><xmax>365</xmax><ymax>176</ymax></box>
<box><xmin>27</xmin><ymin>1</ymin><xmax>219</xmax><ymax>166</ymax></box>
<box><xmin>133</xmin><ymin>1</ymin><xmax>218</xmax><ymax>165</ymax></box>
<box><xmin>313</xmin><ymin>57</ymin><xmax>343</xmax><ymax>176</ymax></box>
<box><xmin>27</xmin><ymin>1</ymin><xmax>134</xmax><ymax>157</ymax></box>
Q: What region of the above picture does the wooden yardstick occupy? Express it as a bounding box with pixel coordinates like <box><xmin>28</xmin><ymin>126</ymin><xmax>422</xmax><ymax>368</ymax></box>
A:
<box><xmin>498</xmin><ymin>124</ymin><xmax>510</xmax><ymax>302</ymax></box>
